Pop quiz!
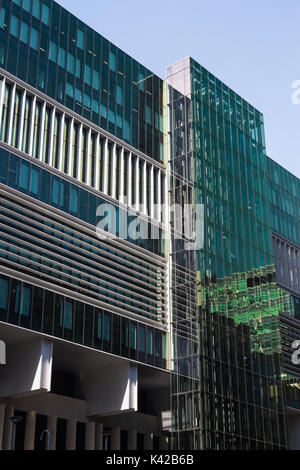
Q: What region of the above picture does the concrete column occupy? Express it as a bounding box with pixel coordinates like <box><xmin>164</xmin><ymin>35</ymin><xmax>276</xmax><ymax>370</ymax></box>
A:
<box><xmin>3</xmin><ymin>405</ymin><xmax>14</xmax><ymax>450</ymax></box>
<box><xmin>85</xmin><ymin>421</ymin><xmax>95</xmax><ymax>450</ymax></box>
<box><xmin>0</xmin><ymin>404</ymin><xmax>5</xmax><ymax>450</ymax></box>
<box><xmin>95</xmin><ymin>422</ymin><xmax>103</xmax><ymax>450</ymax></box>
<box><xmin>128</xmin><ymin>430</ymin><xmax>137</xmax><ymax>450</ymax></box>
<box><xmin>66</xmin><ymin>418</ymin><xmax>76</xmax><ymax>450</ymax></box>
<box><xmin>47</xmin><ymin>415</ymin><xmax>57</xmax><ymax>450</ymax></box>
<box><xmin>144</xmin><ymin>432</ymin><xmax>153</xmax><ymax>450</ymax></box>
<box><xmin>111</xmin><ymin>426</ymin><xmax>121</xmax><ymax>450</ymax></box>
<box><xmin>24</xmin><ymin>410</ymin><xmax>36</xmax><ymax>450</ymax></box>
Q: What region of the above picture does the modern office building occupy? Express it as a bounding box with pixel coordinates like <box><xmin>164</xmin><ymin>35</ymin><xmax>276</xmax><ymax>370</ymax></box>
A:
<box><xmin>0</xmin><ymin>0</ymin><xmax>298</xmax><ymax>451</ymax></box>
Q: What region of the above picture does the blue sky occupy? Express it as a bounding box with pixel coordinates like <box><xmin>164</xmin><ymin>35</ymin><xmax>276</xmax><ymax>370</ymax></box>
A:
<box><xmin>57</xmin><ymin>0</ymin><xmax>300</xmax><ymax>178</ymax></box>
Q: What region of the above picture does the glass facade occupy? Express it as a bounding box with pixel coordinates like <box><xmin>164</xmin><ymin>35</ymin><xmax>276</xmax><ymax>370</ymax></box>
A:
<box><xmin>0</xmin><ymin>0</ymin><xmax>165</xmax><ymax>162</ymax></box>
<box><xmin>0</xmin><ymin>0</ymin><xmax>299</xmax><ymax>452</ymax></box>
<box><xmin>0</xmin><ymin>146</ymin><xmax>166</xmax><ymax>255</ymax></box>
<box><xmin>0</xmin><ymin>74</ymin><xmax>167</xmax><ymax>223</ymax></box>
<box><xmin>168</xmin><ymin>57</ymin><xmax>299</xmax><ymax>450</ymax></box>
<box><xmin>0</xmin><ymin>272</ymin><xmax>167</xmax><ymax>368</ymax></box>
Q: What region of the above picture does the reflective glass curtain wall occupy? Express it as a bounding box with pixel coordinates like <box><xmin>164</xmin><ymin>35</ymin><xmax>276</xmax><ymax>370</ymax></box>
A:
<box><xmin>168</xmin><ymin>57</ymin><xmax>292</xmax><ymax>450</ymax></box>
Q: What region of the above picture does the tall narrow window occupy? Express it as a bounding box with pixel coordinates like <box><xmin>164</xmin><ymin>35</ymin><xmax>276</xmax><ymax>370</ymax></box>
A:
<box><xmin>20</xmin><ymin>21</ymin><xmax>29</xmax><ymax>44</ymax></box>
<box><xmin>147</xmin><ymin>328</ymin><xmax>153</xmax><ymax>355</ymax></box>
<box><xmin>10</xmin><ymin>15</ymin><xmax>20</xmax><ymax>38</ymax></box>
<box><xmin>30</xmin><ymin>28</ymin><xmax>39</xmax><ymax>51</ymax></box>
<box><xmin>67</xmin><ymin>52</ymin><xmax>75</xmax><ymax>74</ymax></box>
<box><xmin>32</xmin><ymin>0</ymin><xmax>41</xmax><ymax>20</ymax></box>
<box><xmin>29</xmin><ymin>166</ymin><xmax>40</xmax><ymax>195</ymax></box>
<box><xmin>64</xmin><ymin>301</ymin><xmax>73</xmax><ymax>330</ymax></box>
<box><xmin>41</xmin><ymin>4</ymin><xmax>50</xmax><ymax>25</ymax></box>
<box><xmin>103</xmin><ymin>312</ymin><xmax>111</xmax><ymax>342</ymax></box>
<box><xmin>77</xmin><ymin>28</ymin><xmax>84</xmax><ymax>50</ymax></box>
<box><xmin>20</xmin><ymin>286</ymin><xmax>31</xmax><ymax>316</ymax></box>
<box><xmin>0</xmin><ymin>277</ymin><xmax>9</xmax><ymax>310</ymax></box>
<box><xmin>19</xmin><ymin>161</ymin><xmax>29</xmax><ymax>191</ymax></box>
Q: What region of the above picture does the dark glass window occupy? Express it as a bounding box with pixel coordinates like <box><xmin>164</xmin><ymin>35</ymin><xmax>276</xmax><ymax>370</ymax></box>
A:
<box><xmin>20</xmin><ymin>286</ymin><xmax>31</xmax><ymax>316</ymax></box>
<box><xmin>0</xmin><ymin>277</ymin><xmax>9</xmax><ymax>310</ymax></box>
<box><xmin>103</xmin><ymin>312</ymin><xmax>111</xmax><ymax>341</ymax></box>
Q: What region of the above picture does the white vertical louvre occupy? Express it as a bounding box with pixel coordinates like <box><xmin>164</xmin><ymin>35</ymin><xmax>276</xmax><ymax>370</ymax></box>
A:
<box><xmin>86</xmin><ymin>128</ymin><xmax>92</xmax><ymax>185</ymax></box>
<box><xmin>17</xmin><ymin>88</ymin><xmax>26</xmax><ymax>151</ymax></box>
<box><xmin>102</xmin><ymin>137</ymin><xmax>108</xmax><ymax>194</ymax></box>
<box><xmin>67</xmin><ymin>117</ymin><xmax>74</xmax><ymax>176</ymax></box>
<box><xmin>119</xmin><ymin>147</ymin><xmax>125</xmax><ymax>204</ymax></box>
<box><xmin>150</xmin><ymin>165</ymin><xmax>154</xmax><ymax>218</ymax></box>
<box><xmin>157</xmin><ymin>169</ymin><xmax>162</xmax><ymax>222</ymax></box>
<box><xmin>58</xmin><ymin>112</ymin><xmax>65</xmax><ymax>172</ymax></box>
<box><xmin>0</xmin><ymin>77</ymin><xmax>6</xmax><ymax>126</ymax></box>
<box><xmin>28</xmin><ymin>94</ymin><xmax>36</xmax><ymax>156</ymax></box>
<box><xmin>48</xmin><ymin>107</ymin><xmax>56</xmax><ymax>167</ymax></box>
<box><xmin>143</xmin><ymin>160</ymin><xmax>147</xmax><ymax>215</ymax></box>
<box><xmin>135</xmin><ymin>156</ymin><xmax>139</xmax><ymax>211</ymax></box>
<box><xmin>76</xmin><ymin>122</ymin><xmax>83</xmax><ymax>181</ymax></box>
<box><xmin>38</xmin><ymin>100</ymin><xmax>46</xmax><ymax>161</ymax></box>
<box><xmin>94</xmin><ymin>133</ymin><xmax>100</xmax><ymax>190</ymax></box>
<box><xmin>7</xmin><ymin>82</ymin><xmax>16</xmax><ymax>146</ymax></box>
<box><xmin>112</xmin><ymin>141</ymin><xmax>117</xmax><ymax>199</ymax></box>
<box><xmin>127</xmin><ymin>152</ymin><xmax>132</xmax><ymax>207</ymax></box>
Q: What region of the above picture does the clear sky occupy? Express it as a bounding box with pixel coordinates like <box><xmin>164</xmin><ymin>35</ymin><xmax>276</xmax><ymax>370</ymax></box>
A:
<box><xmin>57</xmin><ymin>0</ymin><xmax>300</xmax><ymax>178</ymax></box>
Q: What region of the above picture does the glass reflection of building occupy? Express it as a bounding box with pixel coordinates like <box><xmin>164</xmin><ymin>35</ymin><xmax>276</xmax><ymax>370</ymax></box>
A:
<box><xmin>167</xmin><ymin>57</ymin><xmax>300</xmax><ymax>450</ymax></box>
<box><xmin>0</xmin><ymin>0</ymin><xmax>299</xmax><ymax>451</ymax></box>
